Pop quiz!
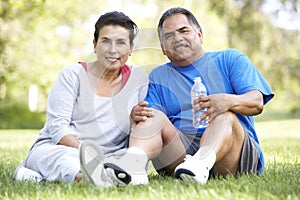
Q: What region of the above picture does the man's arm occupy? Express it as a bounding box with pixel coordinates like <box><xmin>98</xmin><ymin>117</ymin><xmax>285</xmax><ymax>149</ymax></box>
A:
<box><xmin>194</xmin><ymin>90</ymin><xmax>264</xmax><ymax>123</ymax></box>
<box><xmin>226</xmin><ymin>90</ymin><xmax>264</xmax><ymax>116</ymax></box>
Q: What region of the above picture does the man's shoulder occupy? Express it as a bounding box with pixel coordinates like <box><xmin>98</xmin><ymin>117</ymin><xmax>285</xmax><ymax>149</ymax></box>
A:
<box><xmin>208</xmin><ymin>49</ymin><xmax>246</xmax><ymax>64</ymax></box>
<box><xmin>208</xmin><ymin>48</ymin><xmax>243</xmax><ymax>57</ymax></box>
<box><xmin>150</xmin><ymin>62</ymin><xmax>171</xmax><ymax>73</ymax></box>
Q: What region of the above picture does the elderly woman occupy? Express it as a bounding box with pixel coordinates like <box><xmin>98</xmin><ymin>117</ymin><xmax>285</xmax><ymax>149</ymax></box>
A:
<box><xmin>13</xmin><ymin>11</ymin><xmax>148</xmax><ymax>185</ymax></box>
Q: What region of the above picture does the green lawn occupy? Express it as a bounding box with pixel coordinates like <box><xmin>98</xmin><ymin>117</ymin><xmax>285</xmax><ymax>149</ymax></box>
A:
<box><xmin>0</xmin><ymin>119</ymin><xmax>299</xmax><ymax>200</ymax></box>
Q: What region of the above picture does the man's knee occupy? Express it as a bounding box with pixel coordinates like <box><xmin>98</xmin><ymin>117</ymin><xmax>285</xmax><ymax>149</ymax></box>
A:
<box><xmin>218</xmin><ymin>111</ymin><xmax>236</xmax><ymax>124</ymax></box>
<box><xmin>214</xmin><ymin>112</ymin><xmax>244</xmax><ymax>137</ymax></box>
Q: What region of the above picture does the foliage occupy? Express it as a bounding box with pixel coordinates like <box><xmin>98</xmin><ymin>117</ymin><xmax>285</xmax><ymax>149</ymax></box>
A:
<box><xmin>0</xmin><ymin>119</ymin><xmax>299</xmax><ymax>199</ymax></box>
<box><xmin>0</xmin><ymin>0</ymin><xmax>300</xmax><ymax>128</ymax></box>
<box><xmin>0</xmin><ymin>0</ymin><xmax>108</xmax><ymax>109</ymax></box>
<box><xmin>0</xmin><ymin>102</ymin><xmax>45</xmax><ymax>129</ymax></box>
<box><xmin>207</xmin><ymin>0</ymin><xmax>300</xmax><ymax>114</ymax></box>
<box><xmin>0</xmin><ymin>0</ymin><xmax>46</xmax><ymax>101</ymax></box>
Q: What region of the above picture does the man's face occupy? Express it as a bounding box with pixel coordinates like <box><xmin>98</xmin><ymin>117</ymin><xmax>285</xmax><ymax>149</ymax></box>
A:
<box><xmin>94</xmin><ymin>25</ymin><xmax>132</xmax><ymax>70</ymax></box>
<box><xmin>161</xmin><ymin>14</ymin><xmax>204</xmax><ymax>66</ymax></box>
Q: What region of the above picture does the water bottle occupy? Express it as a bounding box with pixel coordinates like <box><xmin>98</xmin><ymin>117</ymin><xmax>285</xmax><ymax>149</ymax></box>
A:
<box><xmin>191</xmin><ymin>77</ymin><xmax>208</xmax><ymax>128</ymax></box>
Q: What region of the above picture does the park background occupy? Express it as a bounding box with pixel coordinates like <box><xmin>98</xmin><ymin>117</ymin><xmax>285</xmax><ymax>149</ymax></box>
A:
<box><xmin>0</xmin><ymin>0</ymin><xmax>300</xmax><ymax>129</ymax></box>
<box><xmin>0</xmin><ymin>1</ymin><xmax>299</xmax><ymax>199</ymax></box>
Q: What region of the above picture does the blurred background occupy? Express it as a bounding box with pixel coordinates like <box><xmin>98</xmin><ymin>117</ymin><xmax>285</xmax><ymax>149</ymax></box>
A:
<box><xmin>0</xmin><ymin>0</ymin><xmax>299</xmax><ymax>129</ymax></box>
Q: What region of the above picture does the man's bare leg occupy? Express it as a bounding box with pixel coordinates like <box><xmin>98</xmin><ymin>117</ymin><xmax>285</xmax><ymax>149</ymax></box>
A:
<box><xmin>130</xmin><ymin>110</ymin><xmax>186</xmax><ymax>174</ymax></box>
<box><xmin>104</xmin><ymin>110</ymin><xmax>186</xmax><ymax>185</ymax></box>
<box><xmin>174</xmin><ymin>112</ymin><xmax>244</xmax><ymax>183</ymax></box>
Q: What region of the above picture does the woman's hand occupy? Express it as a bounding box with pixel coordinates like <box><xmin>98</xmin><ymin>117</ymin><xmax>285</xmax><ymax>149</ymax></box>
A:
<box><xmin>130</xmin><ymin>101</ymin><xmax>153</xmax><ymax>123</ymax></box>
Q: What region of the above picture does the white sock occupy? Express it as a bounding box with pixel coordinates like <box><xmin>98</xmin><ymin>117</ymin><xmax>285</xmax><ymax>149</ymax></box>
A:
<box><xmin>127</xmin><ymin>146</ymin><xmax>146</xmax><ymax>154</ymax></box>
<box><xmin>193</xmin><ymin>146</ymin><xmax>216</xmax><ymax>170</ymax></box>
<box><xmin>127</xmin><ymin>147</ymin><xmax>148</xmax><ymax>170</ymax></box>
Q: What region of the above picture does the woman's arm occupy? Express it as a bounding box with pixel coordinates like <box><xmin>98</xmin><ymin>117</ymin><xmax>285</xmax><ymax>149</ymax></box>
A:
<box><xmin>47</xmin><ymin>64</ymin><xmax>81</xmax><ymax>145</ymax></box>
<box><xmin>58</xmin><ymin>134</ymin><xmax>81</xmax><ymax>149</ymax></box>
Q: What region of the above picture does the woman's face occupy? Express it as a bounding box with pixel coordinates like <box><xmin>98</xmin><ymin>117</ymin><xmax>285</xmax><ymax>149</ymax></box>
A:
<box><xmin>94</xmin><ymin>25</ymin><xmax>132</xmax><ymax>70</ymax></box>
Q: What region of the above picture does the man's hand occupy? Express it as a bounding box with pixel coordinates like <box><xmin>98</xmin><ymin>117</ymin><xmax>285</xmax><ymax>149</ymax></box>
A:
<box><xmin>130</xmin><ymin>101</ymin><xmax>153</xmax><ymax>123</ymax></box>
<box><xmin>193</xmin><ymin>94</ymin><xmax>228</xmax><ymax>124</ymax></box>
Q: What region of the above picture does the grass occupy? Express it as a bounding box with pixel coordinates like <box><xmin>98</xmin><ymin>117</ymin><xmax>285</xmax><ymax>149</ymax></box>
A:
<box><xmin>0</xmin><ymin>119</ymin><xmax>299</xmax><ymax>200</ymax></box>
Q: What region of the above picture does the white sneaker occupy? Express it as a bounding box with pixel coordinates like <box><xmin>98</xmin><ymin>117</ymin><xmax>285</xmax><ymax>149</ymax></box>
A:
<box><xmin>174</xmin><ymin>155</ymin><xmax>210</xmax><ymax>184</ymax></box>
<box><xmin>13</xmin><ymin>165</ymin><xmax>44</xmax><ymax>183</ymax></box>
<box><xmin>79</xmin><ymin>141</ymin><xmax>114</xmax><ymax>188</ymax></box>
<box><xmin>104</xmin><ymin>151</ymin><xmax>149</xmax><ymax>186</ymax></box>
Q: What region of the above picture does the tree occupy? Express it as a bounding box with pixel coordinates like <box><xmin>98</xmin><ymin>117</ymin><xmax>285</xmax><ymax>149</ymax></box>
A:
<box><xmin>0</xmin><ymin>0</ymin><xmax>108</xmax><ymax>109</ymax></box>
<box><xmin>0</xmin><ymin>0</ymin><xmax>109</xmax><ymax>128</ymax></box>
<box><xmin>207</xmin><ymin>0</ymin><xmax>300</xmax><ymax>114</ymax></box>
<box><xmin>0</xmin><ymin>0</ymin><xmax>45</xmax><ymax>100</ymax></box>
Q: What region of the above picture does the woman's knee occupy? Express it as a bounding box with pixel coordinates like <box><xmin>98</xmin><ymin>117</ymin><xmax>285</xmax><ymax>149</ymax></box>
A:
<box><xmin>27</xmin><ymin>145</ymin><xmax>80</xmax><ymax>183</ymax></box>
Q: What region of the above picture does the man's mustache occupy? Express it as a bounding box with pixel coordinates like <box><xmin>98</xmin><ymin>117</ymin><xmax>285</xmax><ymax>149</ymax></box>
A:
<box><xmin>173</xmin><ymin>43</ymin><xmax>189</xmax><ymax>51</ymax></box>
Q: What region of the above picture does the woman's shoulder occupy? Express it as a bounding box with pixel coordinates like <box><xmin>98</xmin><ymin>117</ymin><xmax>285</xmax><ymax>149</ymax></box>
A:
<box><xmin>128</xmin><ymin>65</ymin><xmax>148</xmax><ymax>83</ymax></box>
<box><xmin>62</xmin><ymin>62</ymin><xmax>84</xmax><ymax>73</ymax></box>
<box><xmin>58</xmin><ymin>62</ymin><xmax>85</xmax><ymax>79</ymax></box>
<box><xmin>130</xmin><ymin>65</ymin><xmax>148</xmax><ymax>76</ymax></box>
<box><xmin>53</xmin><ymin>63</ymin><xmax>86</xmax><ymax>86</ymax></box>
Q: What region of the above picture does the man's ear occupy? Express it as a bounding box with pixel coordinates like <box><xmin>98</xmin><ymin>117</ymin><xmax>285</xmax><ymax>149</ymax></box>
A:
<box><xmin>198</xmin><ymin>29</ymin><xmax>204</xmax><ymax>43</ymax></box>
<box><xmin>161</xmin><ymin>44</ymin><xmax>167</xmax><ymax>55</ymax></box>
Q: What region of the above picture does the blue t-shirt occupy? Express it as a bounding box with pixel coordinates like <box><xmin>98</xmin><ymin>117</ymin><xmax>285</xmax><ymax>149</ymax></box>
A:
<box><xmin>145</xmin><ymin>49</ymin><xmax>274</xmax><ymax>174</ymax></box>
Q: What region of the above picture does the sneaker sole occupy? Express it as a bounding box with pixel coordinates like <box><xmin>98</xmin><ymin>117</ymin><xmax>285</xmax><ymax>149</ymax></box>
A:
<box><xmin>174</xmin><ymin>168</ymin><xmax>197</xmax><ymax>183</ymax></box>
<box><xmin>79</xmin><ymin>141</ymin><xmax>106</xmax><ymax>186</ymax></box>
<box><xmin>175</xmin><ymin>168</ymin><xmax>209</xmax><ymax>184</ymax></box>
<box><xmin>104</xmin><ymin>163</ymin><xmax>131</xmax><ymax>185</ymax></box>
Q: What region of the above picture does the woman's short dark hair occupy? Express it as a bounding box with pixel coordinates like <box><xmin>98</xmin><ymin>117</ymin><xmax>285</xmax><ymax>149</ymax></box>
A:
<box><xmin>94</xmin><ymin>11</ymin><xmax>138</xmax><ymax>45</ymax></box>
<box><xmin>157</xmin><ymin>7</ymin><xmax>201</xmax><ymax>43</ymax></box>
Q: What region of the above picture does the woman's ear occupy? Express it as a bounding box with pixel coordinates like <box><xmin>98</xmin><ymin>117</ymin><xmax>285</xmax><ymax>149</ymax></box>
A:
<box><xmin>129</xmin><ymin>43</ymin><xmax>134</xmax><ymax>56</ymax></box>
<box><xmin>93</xmin><ymin>39</ymin><xmax>97</xmax><ymax>53</ymax></box>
